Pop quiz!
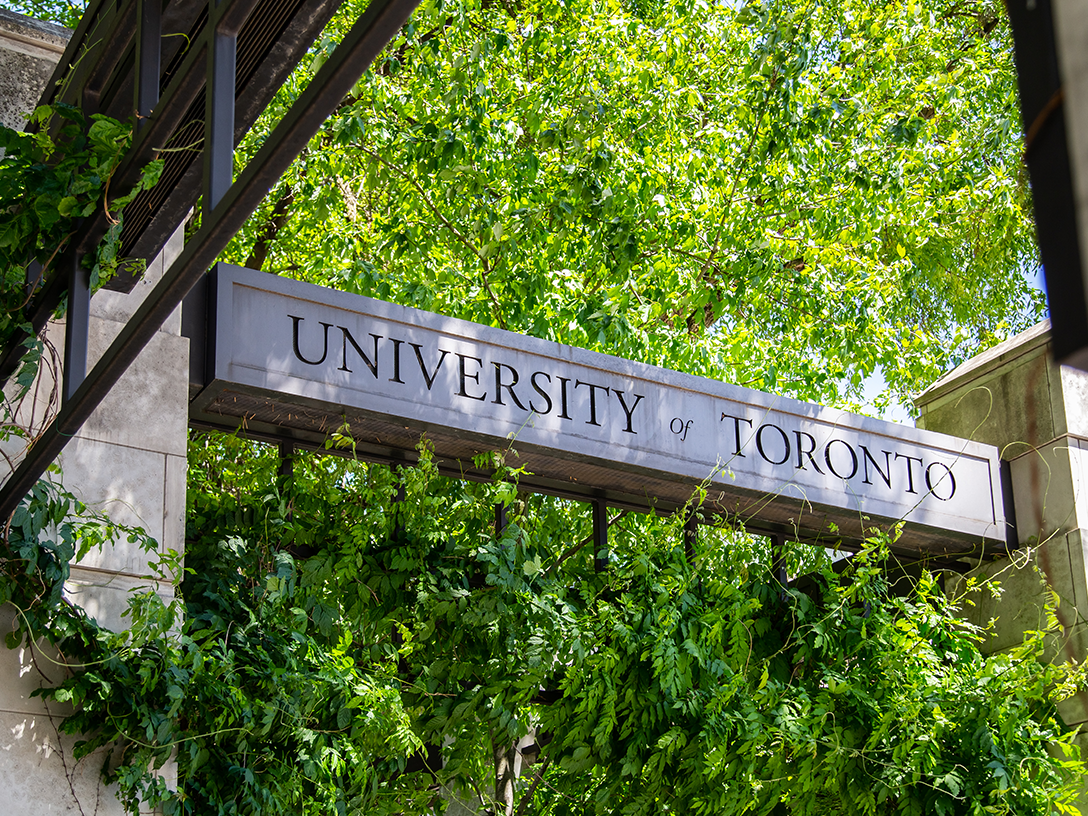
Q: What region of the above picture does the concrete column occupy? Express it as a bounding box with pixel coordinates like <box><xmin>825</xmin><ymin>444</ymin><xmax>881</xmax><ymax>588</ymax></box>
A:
<box><xmin>916</xmin><ymin>319</ymin><xmax>1088</xmax><ymax>782</ymax></box>
<box><xmin>0</xmin><ymin>10</ymin><xmax>189</xmax><ymax>815</ymax></box>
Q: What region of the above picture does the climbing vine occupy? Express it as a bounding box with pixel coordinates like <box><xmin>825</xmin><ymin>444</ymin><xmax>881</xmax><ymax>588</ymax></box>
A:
<box><xmin>4</xmin><ymin>435</ymin><xmax>1083</xmax><ymax>816</ymax></box>
<box><xmin>0</xmin><ymin>104</ymin><xmax>163</xmax><ymax>388</ymax></box>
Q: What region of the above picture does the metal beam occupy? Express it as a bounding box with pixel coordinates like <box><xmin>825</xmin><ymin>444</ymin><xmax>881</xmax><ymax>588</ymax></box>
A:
<box><xmin>592</xmin><ymin>499</ymin><xmax>609</xmax><ymax>573</ymax></box>
<box><xmin>204</xmin><ymin>11</ymin><xmax>237</xmax><ymax>214</ymax></box>
<box><xmin>0</xmin><ymin>0</ymin><xmax>422</xmax><ymax>520</ymax></box>
<box><xmin>62</xmin><ymin>252</ymin><xmax>89</xmax><ymax>404</ymax></box>
<box><xmin>1006</xmin><ymin>0</ymin><xmax>1088</xmax><ymax>368</ymax></box>
<box><xmin>135</xmin><ymin>0</ymin><xmax>162</xmax><ymax>128</ymax></box>
<box><xmin>770</xmin><ymin>533</ymin><xmax>787</xmax><ymax>602</ymax></box>
<box><xmin>0</xmin><ymin>0</ymin><xmax>268</xmax><ymax>387</ymax></box>
<box><xmin>683</xmin><ymin>512</ymin><xmax>698</xmax><ymax>563</ymax></box>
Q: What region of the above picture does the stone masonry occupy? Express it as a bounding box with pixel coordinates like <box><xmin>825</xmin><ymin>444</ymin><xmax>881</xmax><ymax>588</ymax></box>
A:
<box><xmin>0</xmin><ymin>10</ymin><xmax>189</xmax><ymax>815</ymax></box>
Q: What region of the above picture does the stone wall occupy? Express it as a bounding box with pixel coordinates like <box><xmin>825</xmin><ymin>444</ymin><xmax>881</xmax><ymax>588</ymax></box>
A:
<box><xmin>917</xmin><ymin>319</ymin><xmax>1088</xmax><ymax>806</ymax></box>
<box><xmin>0</xmin><ymin>11</ymin><xmax>189</xmax><ymax>815</ymax></box>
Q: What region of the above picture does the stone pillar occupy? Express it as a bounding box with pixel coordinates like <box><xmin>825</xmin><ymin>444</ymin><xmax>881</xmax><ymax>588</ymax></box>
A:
<box><xmin>916</xmin><ymin>318</ymin><xmax>1088</xmax><ymax>779</ymax></box>
<box><xmin>0</xmin><ymin>10</ymin><xmax>189</xmax><ymax>815</ymax></box>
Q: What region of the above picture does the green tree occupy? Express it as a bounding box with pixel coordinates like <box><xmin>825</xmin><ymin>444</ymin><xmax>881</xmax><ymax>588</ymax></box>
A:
<box><xmin>229</xmin><ymin>0</ymin><xmax>1043</xmax><ymax>412</ymax></box>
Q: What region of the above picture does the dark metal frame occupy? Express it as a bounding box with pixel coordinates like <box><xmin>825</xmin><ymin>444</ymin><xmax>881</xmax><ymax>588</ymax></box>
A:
<box><xmin>0</xmin><ymin>0</ymin><xmax>422</xmax><ymax>519</ymax></box>
<box><xmin>1006</xmin><ymin>0</ymin><xmax>1088</xmax><ymax>369</ymax></box>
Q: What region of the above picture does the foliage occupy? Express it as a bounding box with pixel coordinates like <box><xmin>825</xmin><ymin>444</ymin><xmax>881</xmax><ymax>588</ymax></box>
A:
<box><xmin>228</xmin><ymin>0</ymin><xmax>1044</xmax><ymax>414</ymax></box>
<box><xmin>0</xmin><ymin>106</ymin><xmax>163</xmax><ymax>386</ymax></box>
<box><xmin>16</xmin><ymin>435</ymin><xmax>1082</xmax><ymax>816</ymax></box>
<box><xmin>3</xmin><ymin>0</ymin><xmax>85</xmax><ymax>30</ymax></box>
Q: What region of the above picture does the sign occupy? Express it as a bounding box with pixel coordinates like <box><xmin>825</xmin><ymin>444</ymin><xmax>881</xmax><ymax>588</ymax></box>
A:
<box><xmin>189</xmin><ymin>264</ymin><xmax>1009</xmax><ymax>554</ymax></box>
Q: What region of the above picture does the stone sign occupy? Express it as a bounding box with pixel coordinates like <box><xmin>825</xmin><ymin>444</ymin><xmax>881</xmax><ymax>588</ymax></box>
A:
<box><xmin>189</xmin><ymin>264</ymin><xmax>1010</xmax><ymax>554</ymax></box>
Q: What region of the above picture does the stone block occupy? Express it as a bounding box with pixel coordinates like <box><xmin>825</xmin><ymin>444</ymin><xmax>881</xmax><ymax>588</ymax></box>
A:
<box><xmin>92</xmin><ymin>227</ymin><xmax>185</xmax><ymax>334</ymax></box>
<box><xmin>0</xmin><ymin>605</ymin><xmax>71</xmax><ymax>719</ymax></box>
<box><xmin>0</xmin><ymin>9</ymin><xmax>69</xmax><ymax>132</ymax></box>
<box><xmin>915</xmin><ymin>322</ymin><xmax>1058</xmax><ymax>453</ymax></box>
<box><xmin>0</xmin><ymin>708</ymin><xmax>127</xmax><ymax>816</ymax></box>
<box><xmin>1009</xmin><ymin>436</ymin><xmax>1088</xmax><ymax>545</ymax></box>
<box><xmin>946</xmin><ymin>531</ymin><xmax>1088</xmax><ymax>657</ymax></box>
<box><xmin>59</xmin><ymin>437</ymin><xmax>167</xmax><ymax>572</ymax></box>
<box><xmin>78</xmin><ymin>323</ymin><xmax>189</xmax><ymax>458</ymax></box>
<box><xmin>162</xmin><ymin>454</ymin><xmax>187</xmax><ymax>557</ymax></box>
<box><xmin>1060</xmin><ymin>364</ymin><xmax>1088</xmax><ymax>440</ymax></box>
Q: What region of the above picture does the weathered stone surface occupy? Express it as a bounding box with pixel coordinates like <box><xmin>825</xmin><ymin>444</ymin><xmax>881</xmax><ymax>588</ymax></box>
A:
<box><xmin>59</xmin><ymin>438</ymin><xmax>168</xmax><ymax>574</ymax></box>
<box><xmin>0</xmin><ymin>707</ymin><xmax>128</xmax><ymax>816</ymax></box>
<box><xmin>917</xmin><ymin>321</ymin><xmax>1058</xmax><ymax>454</ymax></box>
<box><xmin>92</xmin><ymin>226</ymin><xmax>185</xmax><ymax>334</ymax></box>
<box><xmin>79</xmin><ymin>324</ymin><xmax>190</xmax><ymax>458</ymax></box>
<box><xmin>0</xmin><ymin>9</ymin><xmax>68</xmax><ymax>132</ymax></box>
<box><xmin>920</xmin><ymin>322</ymin><xmax>1088</xmax><ymax>728</ymax></box>
<box><xmin>65</xmin><ymin>569</ymin><xmax>174</xmax><ymax>633</ymax></box>
<box><xmin>1009</xmin><ymin>435</ymin><xmax>1088</xmax><ymax>545</ymax></box>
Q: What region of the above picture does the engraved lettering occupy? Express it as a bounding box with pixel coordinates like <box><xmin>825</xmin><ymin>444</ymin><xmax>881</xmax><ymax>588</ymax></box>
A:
<box><xmin>290</xmin><ymin>315</ymin><xmax>332</xmax><ymax>366</ymax></box>
<box><xmin>925</xmin><ymin>462</ymin><xmax>956</xmax><ymax>501</ymax></box>
<box><xmin>456</xmin><ymin>353</ymin><xmax>486</xmax><ymax>401</ymax></box>
<box><xmin>493</xmin><ymin>362</ymin><xmax>528</xmax><ymax>410</ymax></box>
<box><xmin>756</xmin><ymin>424</ymin><xmax>790</xmax><ymax>465</ymax></box>
<box><xmin>793</xmin><ymin>430</ymin><xmax>824</xmax><ymax>473</ymax></box>
<box><xmin>613</xmin><ymin>390</ymin><xmax>646</xmax><ymax>434</ymax></box>
<box><xmin>410</xmin><ymin>343</ymin><xmax>449</xmax><ymax>391</ymax></box>
<box><xmin>861</xmin><ymin>446</ymin><xmax>892</xmax><ymax>488</ymax></box>
<box><xmin>557</xmin><ymin>376</ymin><xmax>573</xmax><ymax>420</ymax></box>
<box><xmin>720</xmin><ymin>413</ymin><xmax>754</xmax><ymax>456</ymax></box>
<box><xmin>575</xmin><ymin>380</ymin><xmax>610</xmax><ymax>426</ymax></box>
<box><xmin>389</xmin><ymin>338</ymin><xmax>406</xmax><ymax>384</ymax></box>
<box><xmin>338</xmin><ymin>327</ymin><xmax>381</xmax><ymax>377</ymax></box>
<box><xmin>825</xmin><ymin>439</ymin><xmax>859</xmax><ymax>480</ymax></box>
<box><xmin>895</xmin><ymin>452</ymin><xmax>924</xmax><ymax>494</ymax></box>
<box><xmin>529</xmin><ymin>371</ymin><xmax>553</xmax><ymax>415</ymax></box>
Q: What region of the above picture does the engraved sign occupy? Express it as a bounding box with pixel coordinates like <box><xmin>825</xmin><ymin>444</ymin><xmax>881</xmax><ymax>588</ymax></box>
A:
<box><xmin>190</xmin><ymin>264</ymin><xmax>1009</xmax><ymax>553</ymax></box>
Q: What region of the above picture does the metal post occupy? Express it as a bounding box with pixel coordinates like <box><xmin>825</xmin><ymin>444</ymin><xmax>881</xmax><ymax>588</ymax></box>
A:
<box><xmin>393</xmin><ymin>479</ymin><xmax>406</xmax><ymax>542</ymax></box>
<box><xmin>278</xmin><ymin>440</ymin><xmax>295</xmax><ymax>478</ymax></box>
<box><xmin>592</xmin><ymin>499</ymin><xmax>608</xmax><ymax>573</ymax></box>
<box><xmin>683</xmin><ymin>513</ymin><xmax>698</xmax><ymax>563</ymax></box>
<box><xmin>205</xmin><ymin>5</ymin><xmax>236</xmax><ymax>215</ymax></box>
<box><xmin>62</xmin><ymin>252</ymin><xmax>89</xmax><ymax>404</ymax></box>
<box><xmin>495</xmin><ymin>502</ymin><xmax>507</xmax><ymax>536</ymax></box>
<box><xmin>25</xmin><ymin>260</ymin><xmax>42</xmax><ymax>298</ymax></box>
<box><xmin>135</xmin><ymin>0</ymin><xmax>161</xmax><ymax>128</ymax></box>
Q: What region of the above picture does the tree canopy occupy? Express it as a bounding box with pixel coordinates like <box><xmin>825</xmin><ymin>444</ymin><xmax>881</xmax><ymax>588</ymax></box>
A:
<box><xmin>227</xmin><ymin>0</ymin><xmax>1044</xmax><ymax>412</ymax></box>
<box><xmin>0</xmin><ymin>1</ymin><xmax>1079</xmax><ymax>815</ymax></box>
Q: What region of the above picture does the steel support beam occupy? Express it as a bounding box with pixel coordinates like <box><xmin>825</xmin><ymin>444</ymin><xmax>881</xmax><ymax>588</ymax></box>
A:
<box><xmin>278</xmin><ymin>440</ymin><xmax>295</xmax><ymax>478</ymax></box>
<box><xmin>0</xmin><ymin>0</ymin><xmax>264</xmax><ymax>387</ymax></box>
<box><xmin>204</xmin><ymin>7</ymin><xmax>237</xmax><ymax>214</ymax></box>
<box><xmin>135</xmin><ymin>0</ymin><xmax>162</xmax><ymax>128</ymax></box>
<box><xmin>62</xmin><ymin>252</ymin><xmax>89</xmax><ymax>404</ymax></box>
<box><xmin>770</xmin><ymin>533</ymin><xmax>787</xmax><ymax>602</ymax></box>
<box><xmin>592</xmin><ymin>499</ymin><xmax>609</xmax><ymax>573</ymax></box>
<box><xmin>0</xmin><ymin>0</ymin><xmax>422</xmax><ymax>520</ymax></box>
<box><xmin>683</xmin><ymin>512</ymin><xmax>698</xmax><ymax>563</ymax></box>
